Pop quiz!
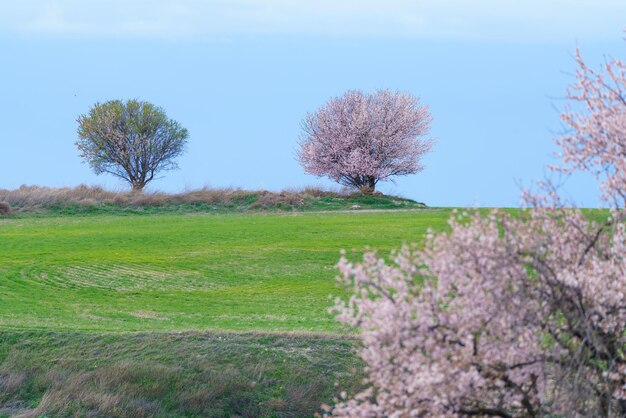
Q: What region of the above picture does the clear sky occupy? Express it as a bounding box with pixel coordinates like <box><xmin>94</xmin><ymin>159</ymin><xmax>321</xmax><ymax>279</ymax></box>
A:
<box><xmin>1</xmin><ymin>1</ymin><xmax>625</xmax><ymax>207</ymax></box>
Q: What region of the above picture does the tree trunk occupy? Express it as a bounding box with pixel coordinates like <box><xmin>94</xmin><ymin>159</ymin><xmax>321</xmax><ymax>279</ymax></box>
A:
<box><xmin>359</xmin><ymin>177</ymin><xmax>376</xmax><ymax>195</ymax></box>
<box><xmin>131</xmin><ymin>181</ymin><xmax>145</xmax><ymax>193</ymax></box>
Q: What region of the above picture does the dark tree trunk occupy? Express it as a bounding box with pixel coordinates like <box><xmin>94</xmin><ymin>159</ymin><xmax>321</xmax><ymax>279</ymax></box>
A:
<box><xmin>359</xmin><ymin>177</ymin><xmax>377</xmax><ymax>195</ymax></box>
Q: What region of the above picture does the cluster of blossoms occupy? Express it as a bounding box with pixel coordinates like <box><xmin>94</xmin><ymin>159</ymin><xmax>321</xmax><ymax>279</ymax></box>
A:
<box><xmin>298</xmin><ymin>89</ymin><xmax>433</xmax><ymax>194</ymax></box>
<box><xmin>329</xmin><ymin>41</ymin><xmax>626</xmax><ymax>417</ymax></box>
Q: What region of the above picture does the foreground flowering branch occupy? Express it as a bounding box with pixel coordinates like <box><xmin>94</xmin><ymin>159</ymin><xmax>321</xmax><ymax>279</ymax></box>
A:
<box><xmin>329</xmin><ymin>39</ymin><xmax>626</xmax><ymax>417</ymax></box>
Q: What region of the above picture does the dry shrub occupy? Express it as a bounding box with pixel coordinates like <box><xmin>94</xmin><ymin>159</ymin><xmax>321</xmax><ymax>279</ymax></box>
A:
<box><xmin>0</xmin><ymin>372</ymin><xmax>27</xmax><ymax>394</ymax></box>
<box><xmin>283</xmin><ymin>380</ymin><xmax>329</xmax><ymax>416</ymax></box>
<box><xmin>23</xmin><ymin>362</ymin><xmax>169</xmax><ymax>418</ymax></box>
<box><xmin>249</xmin><ymin>186</ymin><xmax>351</xmax><ymax>209</ymax></box>
<box><xmin>0</xmin><ymin>202</ymin><xmax>11</xmax><ymax>216</ymax></box>
<box><xmin>0</xmin><ymin>185</ymin><xmax>117</xmax><ymax>210</ymax></box>
<box><xmin>284</xmin><ymin>186</ymin><xmax>347</xmax><ymax>199</ymax></box>
<box><xmin>0</xmin><ymin>185</ymin><xmax>353</xmax><ymax>212</ymax></box>
<box><xmin>250</xmin><ymin>191</ymin><xmax>305</xmax><ymax>209</ymax></box>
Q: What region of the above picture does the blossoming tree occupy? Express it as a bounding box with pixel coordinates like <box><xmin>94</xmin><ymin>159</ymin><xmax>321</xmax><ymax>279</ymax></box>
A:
<box><xmin>330</xmin><ymin>43</ymin><xmax>626</xmax><ymax>416</ymax></box>
<box><xmin>298</xmin><ymin>90</ymin><xmax>433</xmax><ymax>194</ymax></box>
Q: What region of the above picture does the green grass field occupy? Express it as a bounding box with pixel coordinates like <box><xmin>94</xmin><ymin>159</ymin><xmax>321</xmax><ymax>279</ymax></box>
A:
<box><xmin>0</xmin><ymin>210</ymin><xmax>452</xmax><ymax>333</ymax></box>
<box><xmin>0</xmin><ymin>209</ymin><xmax>452</xmax><ymax>417</ymax></box>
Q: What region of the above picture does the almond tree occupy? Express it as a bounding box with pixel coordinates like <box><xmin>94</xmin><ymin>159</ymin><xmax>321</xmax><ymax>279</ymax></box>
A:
<box><xmin>298</xmin><ymin>90</ymin><xmax>433</xmax><ymax>194</ymax></box>
<box><xmin>76</xmin><ymin>99</ymin><xmax>189</xmax><ymax>192</ymax></box>
<box><xmin>330</xmin><ymin>41</ymin><xmax>626</xmax><ymax>417</ymax></box>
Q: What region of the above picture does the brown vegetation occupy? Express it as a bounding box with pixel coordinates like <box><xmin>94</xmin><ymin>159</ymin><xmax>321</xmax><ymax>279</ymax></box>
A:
<box><xmin>0</xmin><ymin>201</ymin><xmax>11</xmax><ymax>216</ymax></box>
<box><xmin>0</xmin><ymin>185</ymin><xmax>347</xmax><ymax>212</ymax></box>
<box><xmin>0</xmin><ymin>331</ymin><xmax>364</xmax><ymax>418</ymax></box>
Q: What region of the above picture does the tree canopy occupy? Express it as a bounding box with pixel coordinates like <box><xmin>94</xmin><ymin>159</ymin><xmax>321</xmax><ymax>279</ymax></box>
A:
<box><xmin>76</xmin><ymin>99</ymin><xmax>189</xmax><ymax>192</ymax></box>
<box><xmin>298</xmin><ymin>89</ymin><xmax>433</xmax><ymax>194</ymax></box>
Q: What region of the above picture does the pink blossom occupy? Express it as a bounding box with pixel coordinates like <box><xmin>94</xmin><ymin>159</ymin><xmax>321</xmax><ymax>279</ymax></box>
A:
<box><xmin>330</xmin><ymin>39</ymin><xmax>626</xmax><ymax>417</ymax></box>
<box><xmin>298</xmin><ymin>90</ymin><xmax>433</xmax><ymax>194</ymax></box>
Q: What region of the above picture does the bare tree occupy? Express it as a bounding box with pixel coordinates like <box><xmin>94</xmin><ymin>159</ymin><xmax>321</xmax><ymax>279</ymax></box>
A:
<box><xmin>76</xmin><ymin>99</ymin><xmax>189</xmax><ymax>192</ymax></box>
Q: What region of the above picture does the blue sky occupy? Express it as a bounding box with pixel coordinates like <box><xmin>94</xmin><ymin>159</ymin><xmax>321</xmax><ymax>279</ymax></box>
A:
<box><xmin>1</xmin><ymin>1</ymin><xmax>625</xmax><ymax>207</ymax></box>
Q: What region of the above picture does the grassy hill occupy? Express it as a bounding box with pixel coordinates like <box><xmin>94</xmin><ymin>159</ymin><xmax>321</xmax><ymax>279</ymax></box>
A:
<box><xmin>0</xmin><ymin>185</ymin><xmax>426</xmax><ymax>216</ymax></box>
<box><xmin>0</xmin><ymin>208</ymin><xmax>451</xmax><ymax>417</ymax></box>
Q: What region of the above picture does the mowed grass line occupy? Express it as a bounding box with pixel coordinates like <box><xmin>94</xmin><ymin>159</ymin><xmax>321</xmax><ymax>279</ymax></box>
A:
<box><xmin>0</xmin><ymin>210</ymin><xmax>452</xmax><ymax>333</ymax></box>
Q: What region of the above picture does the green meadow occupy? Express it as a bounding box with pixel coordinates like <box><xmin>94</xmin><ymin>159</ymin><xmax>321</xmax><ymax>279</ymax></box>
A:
<box><xmin>0</xmin><ymin>209</ymin><xmax>452</xmax><ymax>417</ymax></box>
<box><xmin>0</xmin><ymin>210</ymin><xmax>452</xmax><ymax>333</ymax></box>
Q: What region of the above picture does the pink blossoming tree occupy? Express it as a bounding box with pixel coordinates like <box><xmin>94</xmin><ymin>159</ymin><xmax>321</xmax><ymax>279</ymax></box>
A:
<box><xmin>298</xmin><ymin>90</ymin><xmax>433</xmax><ymax>194</ymax></box>
<box><xmin>329</xmin><ymin>42</ymin><xmax>626</xmax><ymax>416</ymax></box>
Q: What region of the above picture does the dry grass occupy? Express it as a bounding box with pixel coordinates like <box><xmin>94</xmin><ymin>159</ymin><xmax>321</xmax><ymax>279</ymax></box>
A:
<box><xmin>0</xmin><ymin>202</ymin><xmax>11</xmax><ymax>217</ymax></box>
<box><xmin>0</xmin><ymin>331</ymin><xmax>365</xmax><ymax>418</ymax></box>
<box><xmin>0</xmin><ymin>184</ymin><xmax>348</xmax><ymax>212</ymax></box>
